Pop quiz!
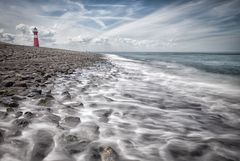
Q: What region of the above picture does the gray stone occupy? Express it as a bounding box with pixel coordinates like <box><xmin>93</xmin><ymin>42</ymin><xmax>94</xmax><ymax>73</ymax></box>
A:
<box><xmin>0</xmin><ymin>129</ymin><xmax>4</xmax><ymax>143</ymax></box>
<box><xmin>4</xmin><ymin>81</ymin><xmax>14</xmax><ymax>87</ymax></box>
<box><xmin>13</xmin><ymin>118</ymin><xmax>30</xmax><ymax>128</ymax></box>
<box><xmin>65</xmin><ymin>140</ymin><xmax>90</xmax><ymax>154</ymax></box>
<box><xmin>24</xmin><ymin>111</ymin><xmax>34</xmax><ymax>119</ymax></box>
<box><xmin>62</xmin><ymin>91</ymin><xmax>71</xmax><ymax>100</ymax></box>
<box><xmin>30</xmin><ymin>130</ymin><xmax>54</xmax><ymax>161</ymax></box>
<box><xmin>100</xmin><ymin>147</ymin><xmax>119</xmax><ymax>161</ymax></box>
<box><xmin>14</xmin><ymin>81</ymin><xmax>28</xmax><ymax>87</ymax></box>
<box><xmin>6</xmin><ymin>129</ymin><xmax>22</xmax><ymax>137</ymax></box>
<box><xmin>74</xmin><ymin>122</ymin><xmax>99</xmax><ymax>141</ymax></box>
<box><xmin>85</xmin><ymin>145</ymin><xmax>119</xmax><ymax>161</ymax></box>
<box><xmin>15</xmin><ymin>111</ymin><xmax>23</xmax><ymax>118</ymax></box>
<box><xmin>93</xmin><ymin>109</ymin><xmax>112</xmax><ymax>117</ymax></box>
<box><xmin>37</xmin><ymin>96</ymin><xmax>54</xmax><ymax>106</ymax></box>
<box><xmin>93</xmin><ymin>109</ymin><xmax>112</xmax><ymax>123</ymax></box>
<box><xmin>12</xmin><ymin>95</ymin><xmax>26</xmax><ymax>100</ymax></box>
<box><xmin>0</xmin><ymin>97</ymin><xmax>19</xmax><ymax>107</ymax></box>
<box><xmin>64</xmin><ymin>116</ymin><xmax>81</xmax><ymax>127</ymax></box>
<box><xmin>6</xmin><ymin>107</ymin><xmax>14</xmax><ymax>112</ymax></box>
<box><xmin>0</xmin><ymin>111</ymin><xmax>8</xmax><ymax>119</ymax></box>
<box><xmin>44</xmin><ymin>114</ymin><xmax>61</xmax><ymax>124</ymax></box>
<box><xmin>64</xmin><ymin>135</ymin><xmax>78</xmax><ymax>142</ymax></box>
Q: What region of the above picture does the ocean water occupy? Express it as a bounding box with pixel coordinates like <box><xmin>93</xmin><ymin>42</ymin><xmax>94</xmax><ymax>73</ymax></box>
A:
<box><xmin>1</xmin><ymin>52</ymin><xmax>240</xmax><ymax>161</ymax></box>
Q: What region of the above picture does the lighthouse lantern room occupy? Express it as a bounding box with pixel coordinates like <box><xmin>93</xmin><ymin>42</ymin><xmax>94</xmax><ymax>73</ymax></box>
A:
<box><xmin>33</xmin><ymin>27</ymin><xmax>39</xmax><ymax>47</ymax></box>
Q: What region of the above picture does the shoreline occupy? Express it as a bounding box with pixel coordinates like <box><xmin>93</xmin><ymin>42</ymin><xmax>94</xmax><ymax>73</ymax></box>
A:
<box><xmin>0</xmin><ymin>42</ymin><xmax>105</xmax><ymax>109</ymax></box>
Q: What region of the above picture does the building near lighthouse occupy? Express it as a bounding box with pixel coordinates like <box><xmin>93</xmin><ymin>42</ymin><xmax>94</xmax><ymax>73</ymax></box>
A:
<box><xmin>32</xmin><ymin>27</ymin><xmax>39</xmax><ymax>47</ymax></box>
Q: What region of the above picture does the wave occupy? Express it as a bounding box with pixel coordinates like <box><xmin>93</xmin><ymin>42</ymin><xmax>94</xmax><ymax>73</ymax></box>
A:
<box><xmin>1</xmin><ymin>53</ymin><xmax>240</xmax><ymax>161</ymax></box>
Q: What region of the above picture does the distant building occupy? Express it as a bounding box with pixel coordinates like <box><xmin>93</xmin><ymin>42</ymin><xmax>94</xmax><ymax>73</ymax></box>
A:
<box><xmin>32</xmin><ymin>27</ymin><xmax>39</xmax><ymax>47</ymax></box>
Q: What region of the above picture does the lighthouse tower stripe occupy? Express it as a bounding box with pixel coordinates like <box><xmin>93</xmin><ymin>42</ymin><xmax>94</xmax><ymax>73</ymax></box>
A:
<box><xmin>34</xmin><ymin>35</ymin><xmax>38</xmax><ymax>38</ymax></box>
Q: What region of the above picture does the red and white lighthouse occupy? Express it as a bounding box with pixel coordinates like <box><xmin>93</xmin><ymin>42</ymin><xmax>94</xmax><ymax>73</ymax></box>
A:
<box><xmin>33</xmin><ymin>27</ymin><xmax>39</xmax><ymax>47</ymax></box>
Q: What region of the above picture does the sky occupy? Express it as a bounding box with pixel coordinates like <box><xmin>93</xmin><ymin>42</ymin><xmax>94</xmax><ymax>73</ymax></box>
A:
<box><xmin>0</xmin><ymin>0</ymin><xmax>240</xmax><ymax>52</ymax></box>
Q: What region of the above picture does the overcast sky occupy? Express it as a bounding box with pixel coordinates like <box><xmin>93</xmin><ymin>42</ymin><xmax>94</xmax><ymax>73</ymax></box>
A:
<box><xmin>0</xmin><ymin>0</ymin><xmax>240</xmax><ymax>52</ymax></box>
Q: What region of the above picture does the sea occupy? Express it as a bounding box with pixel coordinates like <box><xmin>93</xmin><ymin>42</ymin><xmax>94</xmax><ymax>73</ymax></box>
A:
<box><xmin>3</xmin><ymin>52</ymin><xmax>240</xmax><ymax>161</ymax></box>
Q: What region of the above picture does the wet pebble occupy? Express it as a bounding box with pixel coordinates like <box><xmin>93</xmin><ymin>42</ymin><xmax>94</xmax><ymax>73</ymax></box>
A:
<box><xmin>43</xmin><ymin>113</ymin><xmax>61</xmax><ymax>124</ymax></box>
<box><xmin>37</xmin><ymin>96</ymin><xmax>54</xmax><ymax>106</ymax></box>
<box><xmin>93</xmin><ymin>109</ymin><xmax>113</xmax><ymax>118</ymax></box>
<box><xmin>0</xmin><ymin>97</ymin><xmax>19</xmax><ymax>107</ymax></box>
<box><xmin>85</xmin><ymin>145</ymin><xmax>119</xmax><ymax>161</ymax></box>
<box><xmin>30</xmin><ymin>130</ymin><xmax>54</xmax><ymax>161</ymax></box>
<box><xmin>74</xmin><ymin>122</ymin><xmax>100</xmax><ymax>141</ymax></box>
<box><xmin>15</xmin><ymin>111</ymin><xmax>23</xmax><ymax>118</ymax></box>
<box><xmin>100</xmin><ymin>147</ymin><xmax>119</xmax><ymax>161</ymax></box>
<box><xmin>0</xmin><ymin>111</ymin><xmax>8</xmax><ymax>119</ymax></box>
<box><xmin>3</xmin><ymin>81</ymin><xmax>14</xmax><ymax>87</ymax></box>
<box><xmin>6</xmin><ymin>107</ymin><xmax>14</xmax><ymax>113</ymax></box>
<box><xmin>0</xmin><ymin>129</ymin><xmax>4</xmax><ymax>143</ymax></box>
<box><xmin>23</xmin><ymin>111</ymin><xmax>34</xmax><ymax>119</ymax></box>
<box><xmin>63</xmin><ymin>116</ymin><xmax>81</xmax><ymax>127</ymax></box>
<box><xmin>65</xmin><ymin>140</ymin><xmax>90</xmax><ymax>154</ymax></box>
<box><xmin>62</xmin><ymin>91</ymin><xmax>71</xmax><ymax>100</ymax></box>
<box><xmin>13</xmin><ymin>118</ymin><xmax>30</xmax><ymax>128</ymax></box>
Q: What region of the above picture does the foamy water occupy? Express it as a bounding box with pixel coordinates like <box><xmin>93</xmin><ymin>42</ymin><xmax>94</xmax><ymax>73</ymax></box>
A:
<box><xmin>1</xmin><ymin>54</ymin><xmax>240</xmax><ymax>161</ymax></box>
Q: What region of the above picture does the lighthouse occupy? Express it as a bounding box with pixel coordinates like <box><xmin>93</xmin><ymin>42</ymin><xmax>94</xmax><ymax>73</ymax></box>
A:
<box><xmin>33</xmin><ymin>27</ymin><xmax>39</xmax><ymax>47</ymax></box>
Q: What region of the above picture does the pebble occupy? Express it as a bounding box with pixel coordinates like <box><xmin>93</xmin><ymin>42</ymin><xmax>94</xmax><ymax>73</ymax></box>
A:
<box><xmin>30</xmin><ymin>130</ymin><xmax>54</xmax><ymax>161</ymax></box>
<box><xmin>63</xmin><ymin>116</ymin><xmax>81</xmax><ymax>127</ymax></box>
<box><xmin>13</xmin><ymin>118</ymin><xmax>30</xmax><ymax>128</ymax></box>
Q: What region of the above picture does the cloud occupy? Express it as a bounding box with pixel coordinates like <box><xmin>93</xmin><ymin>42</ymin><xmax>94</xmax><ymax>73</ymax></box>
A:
<box><xmin>0</xmin><ymin>0</ymin><xmax>239</xmax><ymax>52</ymax></box>
<box><xmin>0</xmin><ymin>29</ymin><xmax>15</xmax><ymax>43</ymax></box>
<box><xmin>68</xmin><ymin>35</ymin><xmax>92</xmax><ymax>43</ymax></box>
<box><xmin>94</xmin><ymin>0</ymin><xmax>240</xmax><ymax>52</ymax></box>
<box><xmin>15</xmin><ymin>23</ymin><xmax>57</xmax><ymax>45</ymax></box>
<box><xmin>16</xmin><ymin>24</ymin><xmax>31</xmax><ymax>35</ymax></box>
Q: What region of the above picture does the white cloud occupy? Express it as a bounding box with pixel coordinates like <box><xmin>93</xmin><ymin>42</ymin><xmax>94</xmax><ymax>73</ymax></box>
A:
<box><xmin>0</xmin><ymin>29</ymin><xmax>15</xmax><ymax>43</ymax></box>
<box><xmin>0</xmin><ymin>0</ymin><xmax>239</xmax><ymax>52</ymax></box>
<box><xmin>16</xmin><ymin>24</ymin><xmax>31</xmax><ymax>35</ymax></box>
<box><xmin>92</xmin><ymin>0</ymin><xmax>240</xmax><ymax>52</ymax></box>
<box><xmin>68</xmin><ymin>35</ymin><xmax>92</xmax><ymax>43</ymax></box>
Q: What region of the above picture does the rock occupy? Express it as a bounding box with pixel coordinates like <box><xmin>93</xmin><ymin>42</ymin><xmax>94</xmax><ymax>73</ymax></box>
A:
<box><xmin>0</xmin><ymin>89</ymin><xmax>15</xmax><ymax>96</ymax></box>
<box><xmin>37</xmin><ymin>96</ymin><xmax>54</xmax><ymax>106</ymax></box>
<box><xmin>0</xmin><ymin>97</ymin><xmax>19</xmax><ymax>107</ymax></box>
<box><xmin>12</xmin><ymin>95</ymin><xmax>26</xmax><ymax>100</ymax></box>
<box><xmin>73</xmin><ymin>122</ymin><xmax>99</xmax><ymax>141</ymax></box>
<box><xmin>14</xmin><ymin>81</ymin><xmax>28</xmax><ymax>87</ymax></box>
<box><xmin>44</xmin><ymin>114</ymin><xmax>61</xmax><ymax>124</ymax></box>
<box><xmin>93</xmin><ymin>109</ymin><xmax>113</xmax><ymax>117</ymax></box>
<box><xmin>85</xmin><ymin>146</ymin><xmax>101</xmax><ymax>161</ymax></box>
<box><xmin>15</xmin><ymin>111</ymin><xmax>23</xmax><ymax>118</ymax></box>
<box><xmin>10</xmin><ymin>139</ymin><xmax>28</xmax><ymax>148</ymax></box>
<box><xmin>43</xmin><ymin>74</ymin><xmax>52</xmax><ymax>80</ymax></box>
<box><xmin>6</xmin><ymin>129</ymin><xmax>22</xmax><ymax>137</ymax></box>
<box><xmin>63</xmin><ymin>116</ymin><xmax>81</xmax><ymax>127</ymax></box>
<box><xmin>28</xmin><ymin>89</ymin><xmax>42</xmax><ymax>98</ymax></box>
<box><xmin>64</xmin><ymin>135</ymin><xmax>78</xmax><ymax>142</ymax></box>
<box><xmin>62</xmin><ymin>91</ymin><xmax>71</xmax><ymax>100</ymax></box>
<box><xmin>93</xmin><ymin>109</ymin><xmax>112</xmax><ymax>123</ymax></box>
<box><xmin>4</xmin><ymin>81</ymin><xmax>14</xmax><ymax>87</ymax></box>
<box><xmin>31</xmin><ymin>89</ymin><xmax>42</xmax><ymax>95</ymax></box>
<box><xmin>65</xmin><ymin>140</ymin><xmax>90</xmax><ymax>154</ymax></box>
<box><xmin>85</xmin><ymin>145</ymin><xmax>119</xmax><ymax>161</ymax></box>
<box><xmin>0</xmin><ymin>111</ymin><xmax>8</xmax><ymax>119</ymax></box>
<box><xmin>24</xmin><ymin>111</ymin><xmax>34</xmax><ymax>119</ymax></box>
<box><xmin>13</xmin><ymin>118</ymin><xmax>30</xmax><ymax>128</ymax></box>
<box><xmin>64</xmin><ymin>102</ymin><xmax>83</xmax><ymax>108</ymax></box>
<box><xmin>6</xmin><ymin>107</ymin><xmax>14</xmax><ymax>112</ymax></box>
<box><xmin>30</xmin><ymin>130</ymin><xmax>54</xmax><ymax>161</ymax></box>
<box><xmin>100</xmin><ymin>147</ymin><xmax>119</xmax><ymax>161</ymax></box>
<box><xmin>20</xmin><ymin>75</ymin><xmax>34</xmax><ymax>81</ymax></box>
<box><xmin>0</xmin><ymin>129</ymin><xmax>4</xmax><ymax>143</ymax></box>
